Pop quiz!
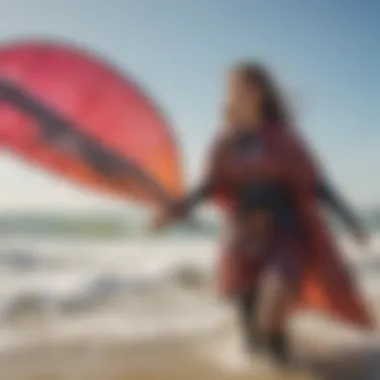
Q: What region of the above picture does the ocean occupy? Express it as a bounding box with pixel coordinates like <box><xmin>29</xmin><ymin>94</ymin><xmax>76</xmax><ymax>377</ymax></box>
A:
<box><xmin>1</xmin><ymin>225</ymin><xmax>380</xmax><ymax>379</ymax></box>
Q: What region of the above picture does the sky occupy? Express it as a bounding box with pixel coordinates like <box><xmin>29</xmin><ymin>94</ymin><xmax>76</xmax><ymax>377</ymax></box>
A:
<box><xmin>0</xmin><ymin>0</ymin><xmax>379</xmax><ymax>212</ymax></box>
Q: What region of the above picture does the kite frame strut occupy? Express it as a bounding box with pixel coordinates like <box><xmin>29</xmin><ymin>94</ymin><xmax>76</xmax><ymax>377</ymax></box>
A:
<box><xmin>0</xmin><ymin>80</ymin><xmax>173</xmax><ymax>206</ymax></box>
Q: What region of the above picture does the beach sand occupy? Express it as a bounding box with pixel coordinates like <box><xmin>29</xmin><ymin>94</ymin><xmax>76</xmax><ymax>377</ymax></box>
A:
<box><xmin>3</xmin><ymin>322</ymin><xmax>380</xmax><ymax>380</ymax></box>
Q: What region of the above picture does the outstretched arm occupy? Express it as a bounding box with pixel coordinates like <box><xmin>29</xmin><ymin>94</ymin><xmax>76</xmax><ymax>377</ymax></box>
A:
<box><xmin>152</xmin><ymin>136</ymin><xmax>227</xmax><ymax>229</ymax></box>
<box><xmin>283</xmin><ymin>128</ymin><xmax>367</xmax><ymax>242</ymax></box>
<box><xmin>180</xmin><ymin>182</ymin><xmax>215</xmax><ymax>211</ymax></box>
<box><xmin>315</xmin><ymin>181</ymin><xmax>367</xmax><ymax>239</ymax></box>
<box><xmin>151</xmin><ymin>181</ymin><xmax>215</xmax><ymax>230</ymax></box>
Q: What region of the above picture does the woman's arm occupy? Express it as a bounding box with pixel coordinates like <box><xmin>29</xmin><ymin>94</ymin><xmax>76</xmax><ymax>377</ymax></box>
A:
<box><xmin>181</xmin><ymin>182</ymin><xmax>215</xmax><ymax>211</ymax></box>
<box><xmin>152</xmin><ymin>136</ymin><xmax>228</xmax><ymax>229</ymax></box>
<box><xmin>282</xmin><ymin>127</ymin><xmax>367</xmax><ymax>242</ymax></box>
<box><xmin>151</xmin><ymin>181</ymin><xmax>215</xmax><ymax>230</ymax></box>
<box><xmin>315</xmin><ymin>181</ymin><xmax>366</xmax><ymax>237</ymax></box>
<box><xmin>177</xmin><ymin>135</ymin><xmax>229</xmax><ymax>213</ymax></box>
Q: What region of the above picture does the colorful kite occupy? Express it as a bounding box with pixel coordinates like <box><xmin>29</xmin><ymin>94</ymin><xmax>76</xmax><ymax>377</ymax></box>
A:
<box><xmin>0</xmin><ymin>41</ymin><xmax>184</xmax><ymax>208</ymax></box>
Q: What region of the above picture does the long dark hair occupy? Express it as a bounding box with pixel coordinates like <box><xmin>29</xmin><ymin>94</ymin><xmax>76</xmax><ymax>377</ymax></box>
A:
<box><xmin>231</xmin><ymin>61</ymin><xmax>291</xmax><ymax>126</ymax></box>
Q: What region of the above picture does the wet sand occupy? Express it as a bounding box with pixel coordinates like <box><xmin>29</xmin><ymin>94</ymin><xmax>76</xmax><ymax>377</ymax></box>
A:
<box><xmin>0</xmin><ymin>343</ymin><xmax>316</xmax><ymax>380</ymax></box>
<box><xmin>3</xmin><ymin>325</ymin><xmax>380</xmax><ymax>380</ymax></box>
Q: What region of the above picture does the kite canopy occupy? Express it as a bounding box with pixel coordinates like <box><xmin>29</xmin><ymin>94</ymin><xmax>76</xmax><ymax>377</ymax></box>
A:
<box><xmin>0</xmin><ymin>40</ymin><xmax>184</xmax><ymax>207</ymax></box>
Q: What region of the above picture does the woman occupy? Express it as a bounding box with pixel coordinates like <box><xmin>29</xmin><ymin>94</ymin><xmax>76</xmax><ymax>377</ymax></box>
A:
<box><xmin>153</xmin><ymin>62</ymin><xmax>372</xmax><ymax>366</ymax></box>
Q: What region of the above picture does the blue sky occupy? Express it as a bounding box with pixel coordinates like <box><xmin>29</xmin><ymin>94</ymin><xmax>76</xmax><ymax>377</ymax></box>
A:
<box><xmin>0</xmin><ymin>0</ymin><xmax>378</xmax><ymax>211</ymax></box>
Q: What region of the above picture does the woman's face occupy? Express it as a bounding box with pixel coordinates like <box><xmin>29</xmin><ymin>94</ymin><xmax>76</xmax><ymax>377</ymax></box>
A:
<box><xmin>224</xmin><ymin>71</ymin><xmax>263</xmax><ymax>127</ymax></box>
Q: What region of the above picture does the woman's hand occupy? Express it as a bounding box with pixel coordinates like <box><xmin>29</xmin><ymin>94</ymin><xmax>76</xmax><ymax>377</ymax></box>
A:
<box><xmin>150</xmin><ymin>199</ymin><xmax>189</xmax><ymax>231</ymax></box>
